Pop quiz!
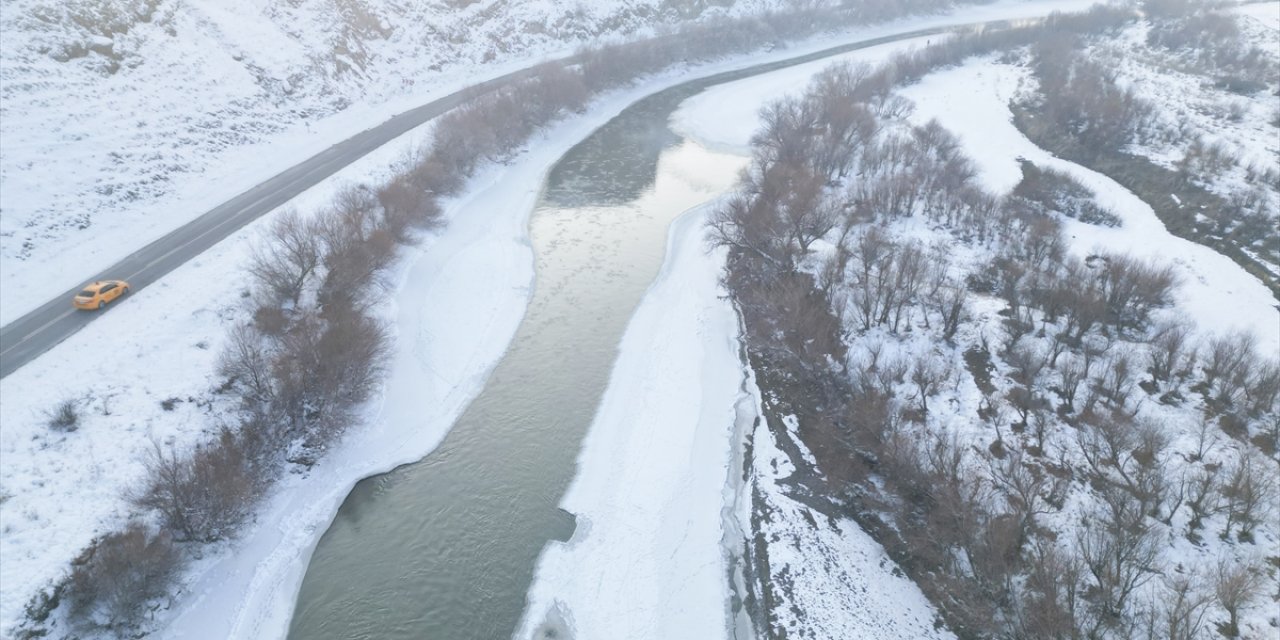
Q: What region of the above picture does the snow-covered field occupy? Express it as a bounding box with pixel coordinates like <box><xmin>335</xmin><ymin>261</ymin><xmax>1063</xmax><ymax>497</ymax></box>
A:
<box><xmin>1236</xmin><ymin>0</ymin><xmax>1280</xmax><ymax>30</ymax></box>
<box><xmin>1</xmin><ymin>0</ymin><xmax>1128</xmax><ymax>637</ymax></box>
<box><xmin>680</xmin><ymin>32</ymin><xmax>1280</xmax><ymax>636</ymax></box>
<box><xmin>1078</xmin><ymin>7</ymin><xmax>1280</xmax><ymax>275</ymax></box>
<box><xmin>898</xmin><ymin>58</ymin><xmax>1280</xmax><ymax>354</ymax></box>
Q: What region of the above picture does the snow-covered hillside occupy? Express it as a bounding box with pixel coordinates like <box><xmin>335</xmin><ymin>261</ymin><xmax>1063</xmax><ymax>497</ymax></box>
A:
<box><xmin>0</xmin><ymin>0</ymin><xmax>791</xmax><ymax>324</ymax></box>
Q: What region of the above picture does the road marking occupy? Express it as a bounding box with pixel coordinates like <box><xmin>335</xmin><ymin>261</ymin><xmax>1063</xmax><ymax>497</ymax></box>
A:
<box><xmin>7</xmin><ymin>309</ymin><xmax>75</xmax><ymax>349</ymax></box>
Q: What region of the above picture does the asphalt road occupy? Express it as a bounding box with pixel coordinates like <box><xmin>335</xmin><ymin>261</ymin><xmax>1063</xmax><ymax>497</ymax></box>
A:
<box><xmin>0</xmin><ymin>65</ymin><xmax>542</xmax><ymax>379</ymax></box>
<box><xmin>0</xmin><ymin>19</ymin><xmax>1019</xmax><ymax>380</ymax></box>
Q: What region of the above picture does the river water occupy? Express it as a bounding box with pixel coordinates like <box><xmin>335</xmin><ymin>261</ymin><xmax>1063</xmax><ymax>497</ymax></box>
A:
<box><xmin>289</xmin><ymin>26</ymin><xmax>956</xmax><ymax>640</ymax></box>
<box><xmin>288</xmin><ymin>86</ymin><xmax>744</xmax><ymax>640</ymax></box>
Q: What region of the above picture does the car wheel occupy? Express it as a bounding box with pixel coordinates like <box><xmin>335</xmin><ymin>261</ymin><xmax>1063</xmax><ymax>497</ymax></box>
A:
<box><xmin>123</xmin><ymin>287</ymin><xmax>130</xmax><ymax>295</ymax></box>
<box><xmin>98</xmin><ymin>301</ymin><xmax>105</xmax><ymax>310</ymax></box>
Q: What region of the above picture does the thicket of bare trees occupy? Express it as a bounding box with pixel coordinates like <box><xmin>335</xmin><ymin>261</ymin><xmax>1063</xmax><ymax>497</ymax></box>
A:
<box><xmin>1144</xmin><ymin>0</ymin><xmax>1276</xmax><ymax>83</ymax></box>
<box><xmin>717</xmin><ymin>18</ymin><xmax>1279</xmax><ymax>639</ymax></box>
<box><xmin>1027</xmin><ymin>33</ymin><xmax>1155</xmax><ymax>159</ymax></box>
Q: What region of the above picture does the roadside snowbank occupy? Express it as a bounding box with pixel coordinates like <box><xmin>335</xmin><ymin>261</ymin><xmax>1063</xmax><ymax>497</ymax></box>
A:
<box><xmin>0</xmin><ymin>113</ymin><xmax>440</xmax><ymax>634</ymax></box>
<box><xmin>0</xmin><ymin>0</ymin><xmax>789</xmax><ymax>326</ymax></box>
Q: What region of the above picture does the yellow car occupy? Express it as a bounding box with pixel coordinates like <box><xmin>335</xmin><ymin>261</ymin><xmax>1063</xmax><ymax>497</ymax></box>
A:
<box><xmin>72</xmin><ymin>280</ymin><xmax>130</xmax><ymax>310</ymax></box>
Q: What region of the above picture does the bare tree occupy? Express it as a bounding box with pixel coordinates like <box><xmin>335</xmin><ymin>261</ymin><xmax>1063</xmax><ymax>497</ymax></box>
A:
<box><xmin>1077</xmin><ymin>485</ymin><xmax>1162</xmax><ymax>625</ymax></box>
<box><xmin>750</xmin><ymin>96</ymin><xmax>820</xmax><ymax>168</ymax></box>
<box><xmin>217</xmin><ymin>323</ymin><xmax>275</xmax><ymax>405</ymax></box>
<box><xmin>1220</xmin><ymin>448</ymin><xmax>1276</xmax><ymax>542</ymax></box>
<box><xmin>272</xmin><ymin>308</ymin><xmax>390</xmax><ymax>455</ymax></box>
<box><xmin>1186</xmin><ymin>465</ymin><xmax>1222</xmax><ymax>534</ymax></box>
<box><xmin>1094</xmin><ymin>348</ymin><xmax>1136</xmax><ymax>409</ymax></box>
<box><xmin>246</xmin><ymin>208</ymin><xmax>322</xmax><ymax>305</ymax></box>
<box><xmin>1155</xmin><ymin>572</ymin><xmax>1214</xmax><ymax>640</ymax></box>
<box><xmin>909</xmin><ymin>353</ymin><xmax>947</xmax><ymax>415</ymax></box>
<box><xmin>1014</xmin><ymin>539</ymin><xmax>1084</xmax><ymax>639</ymax></box>
<box><xmin>988</xmin><ymin>450</ymin><xmax>1063</xmax><ymax>550</ymax></box>
<box><xmin>1213</xmin><ymin>557</ymin><xmax>1266</xmax><ymax>637</ymax></box>
<box><xmin>1149</xmin><ymin>318</ymin><xmax>1194</xmax><ymax>385</ymax></box>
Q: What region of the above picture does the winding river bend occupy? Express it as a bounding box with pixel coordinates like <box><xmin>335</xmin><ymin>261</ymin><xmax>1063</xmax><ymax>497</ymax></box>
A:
<box><xmin>288</xmin><ymin>25</ymin><xmax>962</xmax><ymax>640</ymax></box>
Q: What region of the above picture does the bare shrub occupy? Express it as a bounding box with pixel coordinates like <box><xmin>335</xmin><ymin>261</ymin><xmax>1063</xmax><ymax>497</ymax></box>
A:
<box><xmin>1097</xmin><ymin>253</ymin><xmax>1178</xmax><ymax>333</ymax></box>
<box><xmin>272</xmin><ymin>308</ymin><xmax>390</xmax><ymax>457</ymax></box>
<box><xmin>130</xmin><ymin>431</ymin><xmax>258</xmax><ymax>543</ymax></box>
<box><xmin>65</xmin><ymin>522</ymin><xmax>180</xmax><ymax>632</ymax></box>
<box><xmin>1012</xmin><ymin>159</ymin><xmax>1121</xmax><ymax>227</ymax></box>
<box><xmin>1202</xmin><ymin>331</ymin><xmax>1256</xmax><ymax>411</ymax></box>
<box><xmin>1213</xmin><ymin>557</ymin><xmax>1266</xmax><ymax>637</ymax></box>
<box><xmin>1031</xmin><ymin>40</ymin><xmax>1155</xmax><ymax>157</ymax></box>
<box><xmin>1148</xmin><ymin>318</ymin><xmax>1194</xmax><ymax>384</ymax></box>
<box><xmin>1219</xmin><ymin>448</ymin><xmax>1276</xmax><ymax>543</ymax></box>
<box><xmin>377</xmin><ymin>176</ymin><xmax>440</xmax><ymax>242</ymax></box>
<box><xmin>217</xmin><ymin>323</ymin><xmax>275</xmax><ymax>405</ymax></box>
<box><xmin>246</xmin><ymin>208</ymin><xmax>322</xmax><ymax>305</ymax></box>
<box><xmin>45</xmin><ymin>397</ymin><xmax>80</xmax><ymax>432</ymax></box>
<box><xmin>1243</xmin><ymin>357</ymin><xmax>1280</xmax><ymax>417</ymax></box>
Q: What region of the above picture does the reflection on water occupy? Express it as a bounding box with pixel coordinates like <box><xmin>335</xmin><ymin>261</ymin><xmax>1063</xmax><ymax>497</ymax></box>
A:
<box><xmin>542</xmin><ymin>93</ymin><xmax>682</xmax><ymax>208</ymax></box>
<box><xmin>289</xmin><ymin>24</ymin><xmax>957</xmax><ymax>640</ymax></box>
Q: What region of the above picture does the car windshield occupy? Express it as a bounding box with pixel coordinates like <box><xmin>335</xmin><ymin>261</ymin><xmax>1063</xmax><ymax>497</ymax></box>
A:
<box><xmin>77</xmin><ymin>289</ymin><xmax>95</xmax><ymax>298</ymax></box>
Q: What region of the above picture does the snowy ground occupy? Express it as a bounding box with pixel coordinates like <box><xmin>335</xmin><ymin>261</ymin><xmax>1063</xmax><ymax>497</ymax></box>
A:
<box><xmin>512</xmin><ymin>203</ymin><xmax>744</xmax><ymax>640</ymax></box>
<box><xmin>1</xmin><ymin>1</ymin><xmax>1113</xmax><ymax>636</ymax></box>
<box><xmin>744</xmin><ymin>410</ymin><xmax>956</xmax><ymax>640</ymax></box>
<box><xmin>1236</xmin><ymin>0</ymin><xmax>1280</xmax><ymax>30</ymax></box>
<box><xmin>1078</xmin><ymin>9</ymin><xmax>1280</xmax><ymax>274</ymax></box>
